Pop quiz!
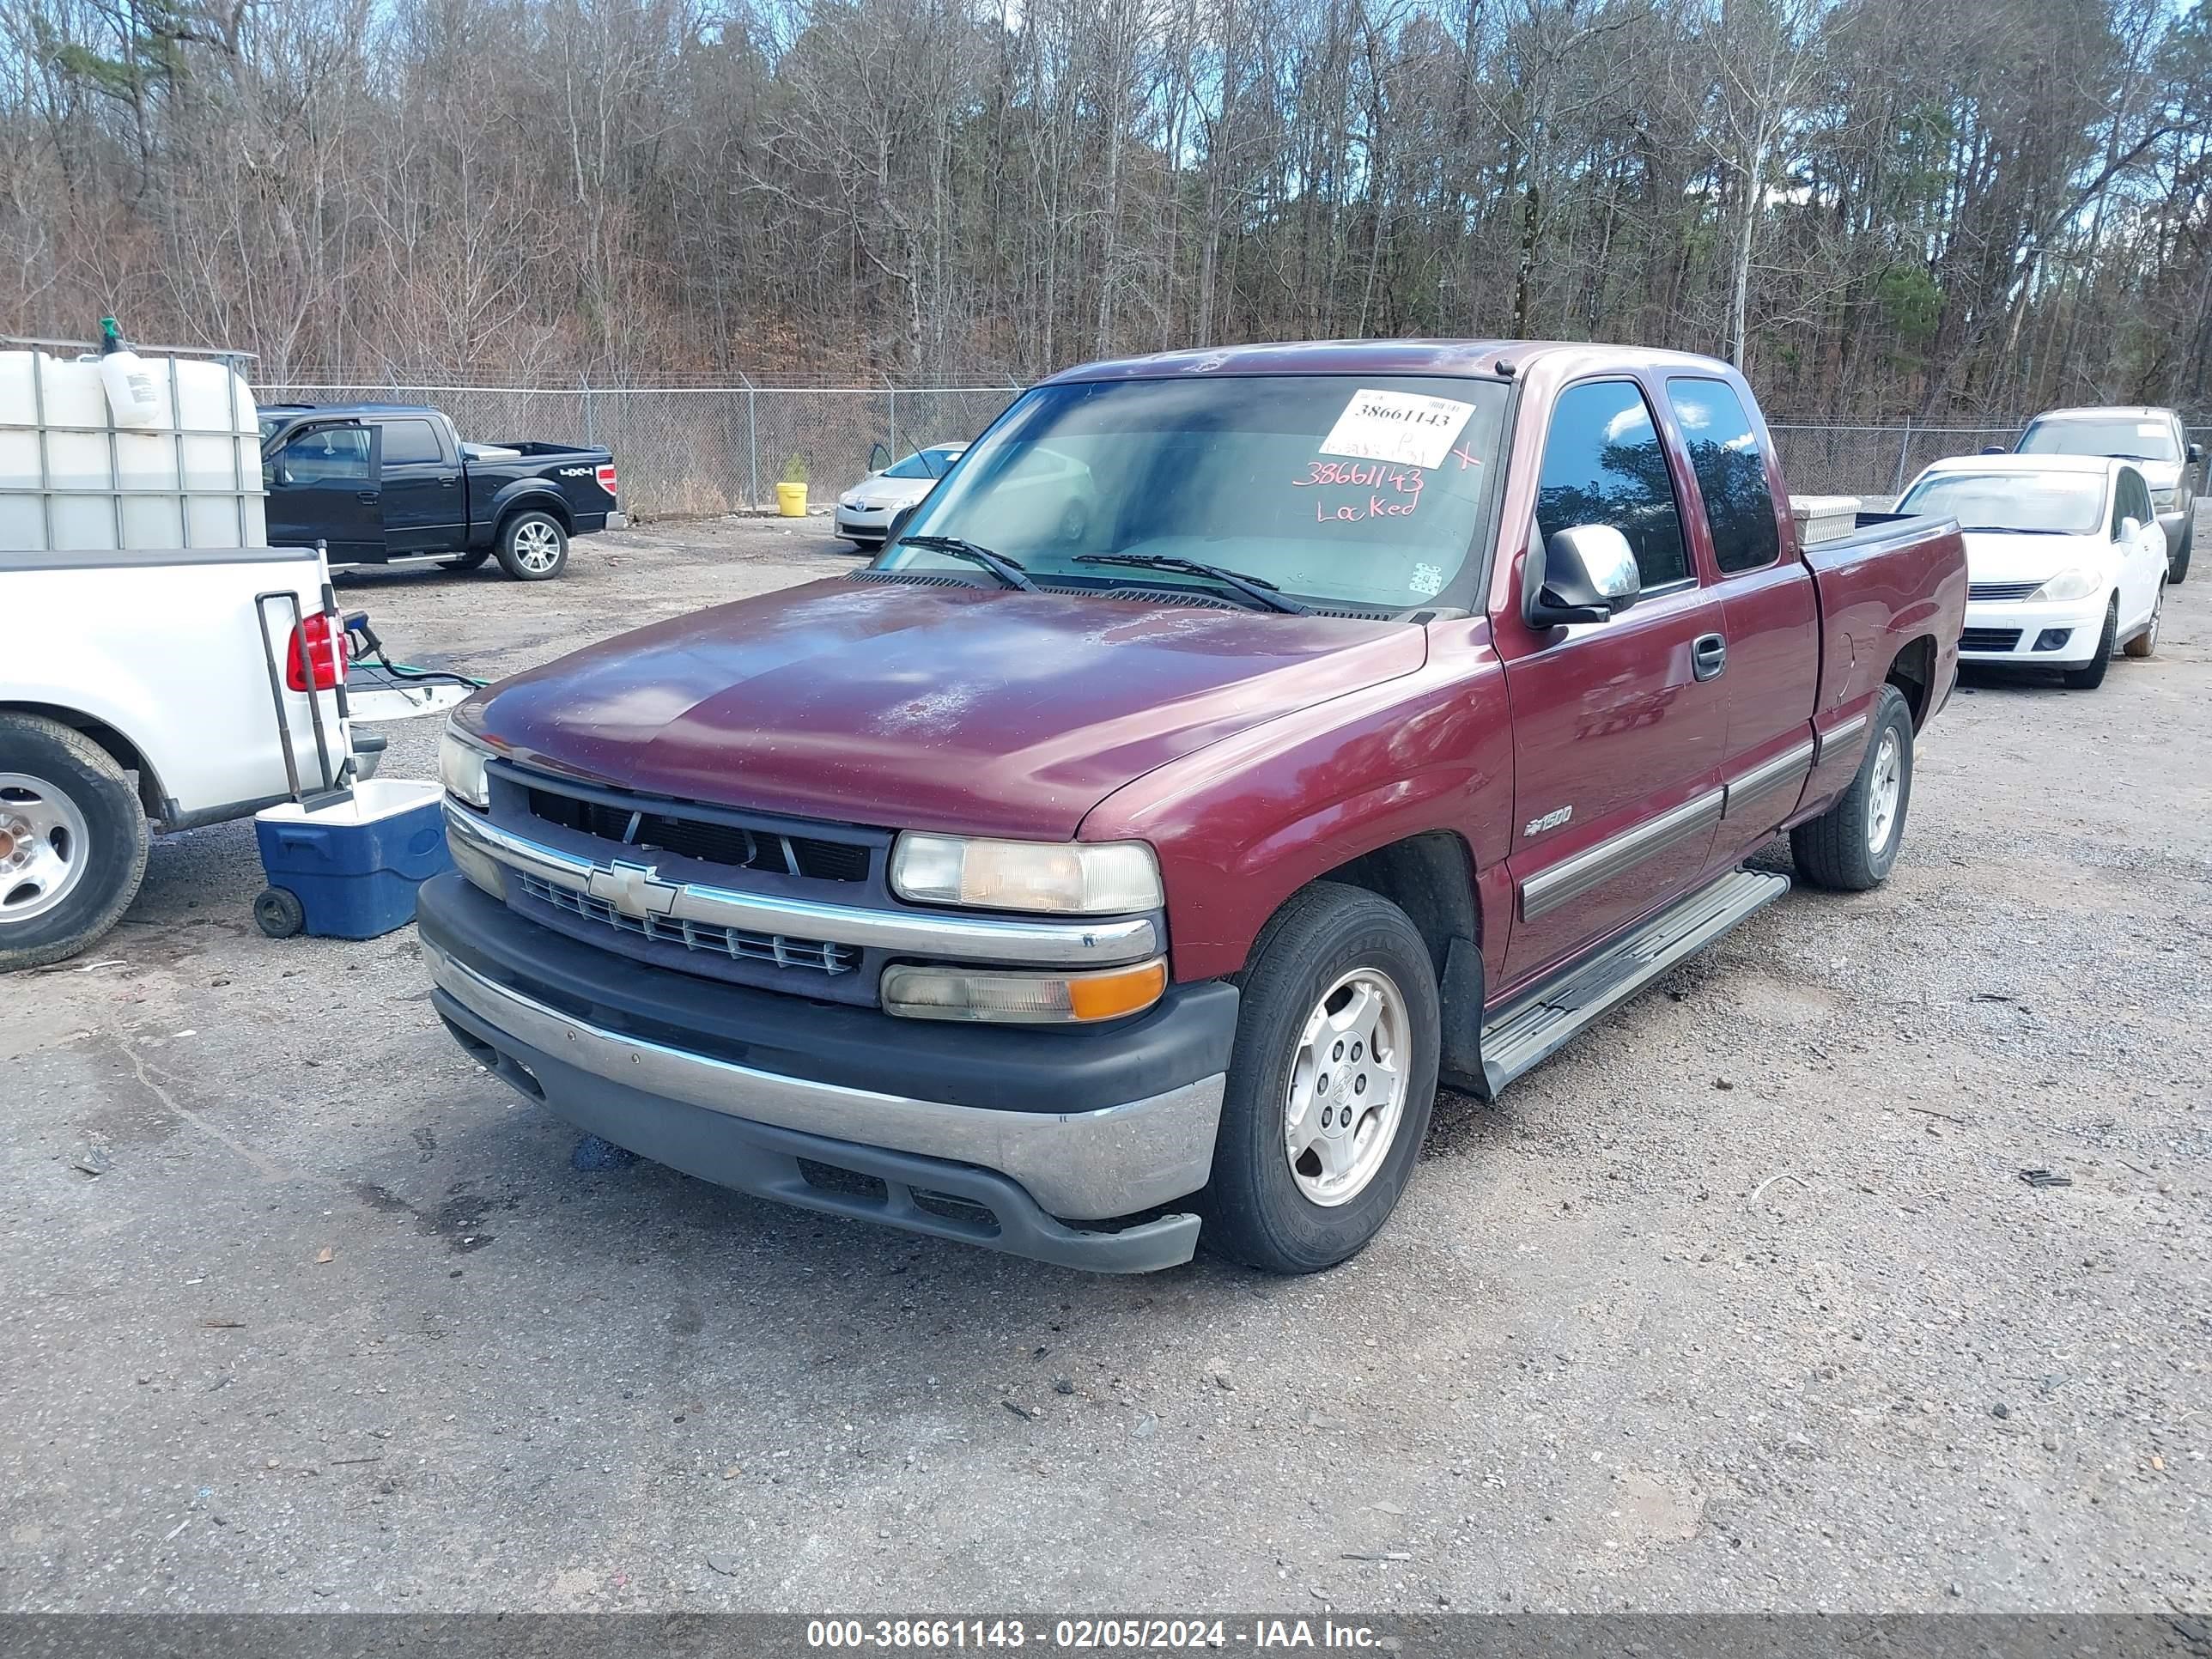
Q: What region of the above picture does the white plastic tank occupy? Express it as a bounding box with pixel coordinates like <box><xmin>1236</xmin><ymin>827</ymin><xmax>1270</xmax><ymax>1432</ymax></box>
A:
<box><xmin>0</xmin><ymin>340</ymin><xmax>267</xmax><ymax>551</ymax></box>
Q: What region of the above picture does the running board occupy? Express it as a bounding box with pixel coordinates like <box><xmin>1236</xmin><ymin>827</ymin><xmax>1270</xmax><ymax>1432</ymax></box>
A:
<box><xmin>1479</xmin><ymin>868</ymin><xmax>1790</xmax><ymax>1097</ymax></box>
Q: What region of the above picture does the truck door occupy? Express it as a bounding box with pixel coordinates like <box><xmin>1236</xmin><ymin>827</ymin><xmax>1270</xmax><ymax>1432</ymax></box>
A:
<box><xmin>1494</xmin><ymin>378</ymin><xmax>1729</xmax><ymax>993</ymax></box>
<box><xmin>375</xmin><ymin>416</ymin><xmax>465</xmax><ymax>556</ymax></box>
<box><xmin>264</xmin><ymin>423</ymin><xmax>383</xmax><ymax>563</ymax></box>
<box><xmin>1660</xmin><ymin>375</ymin><xmax>1818</xmax><ymax>865</ymax></box>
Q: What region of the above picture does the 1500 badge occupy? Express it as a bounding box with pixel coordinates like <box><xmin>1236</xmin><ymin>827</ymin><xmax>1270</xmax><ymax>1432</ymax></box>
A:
<box><xmin>1525</xmin><ymin>805</ymin><xmax>1573</xmax><ymax>837</ymax></box>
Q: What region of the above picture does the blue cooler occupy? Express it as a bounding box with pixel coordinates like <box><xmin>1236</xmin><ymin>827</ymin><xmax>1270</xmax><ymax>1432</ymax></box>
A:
<box><xmin>252</xmin><ymin>780</ymin><xmax>452</xmax><ymax>939</ymax></box>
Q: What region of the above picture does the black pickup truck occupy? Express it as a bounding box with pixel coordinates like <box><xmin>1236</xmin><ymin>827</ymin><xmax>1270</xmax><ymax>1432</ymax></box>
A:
<box><xmin>258</xmin><ymin>403</ymin><xmax>621</xmax><ymax>581</ymax></box>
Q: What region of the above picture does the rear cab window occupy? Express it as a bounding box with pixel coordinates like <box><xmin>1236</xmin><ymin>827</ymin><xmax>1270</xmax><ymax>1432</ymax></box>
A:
<box><xmin>1665</xmin><ymin>378</ymin><xmax>1779</xmax><ymax>573</ymax></box>
<box><xmin>380</xmin><ymin>418</ymin><xmax>446</xmax><ymax>465</ymax></box>
<box><xmin>1534</xmin><ymin>381</ymin><xmax>1692</xmax><ymax>591</ymax></box>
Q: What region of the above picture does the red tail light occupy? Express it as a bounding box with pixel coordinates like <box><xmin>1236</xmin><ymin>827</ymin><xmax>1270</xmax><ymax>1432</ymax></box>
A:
<box><xmin>594</xmin><ymin>463</ymin><xmax>619</xmax><ymax>498</ymax></box>
<box><xmin>285</xmin><ymin>611</ymin><xmax>349</xmax><ymax>692</ymax></box>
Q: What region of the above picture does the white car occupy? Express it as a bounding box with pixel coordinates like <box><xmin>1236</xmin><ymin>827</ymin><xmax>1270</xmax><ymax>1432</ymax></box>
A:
<box><xmin>1896</xmin><ymin>454</ymin><xmax>2166</xmax><ymax>690</ymax></box>
<box><xmin>835</xmin><ymin>443</ymin><xmax>966</xmax><ymax>548</ymax></box>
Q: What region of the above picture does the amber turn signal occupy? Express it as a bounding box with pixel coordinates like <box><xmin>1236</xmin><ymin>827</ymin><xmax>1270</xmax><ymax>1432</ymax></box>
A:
<box><xmin>880</xmin><ymin>957</ymin><xmax>1169</xmax><ymax>1024</ymax></box>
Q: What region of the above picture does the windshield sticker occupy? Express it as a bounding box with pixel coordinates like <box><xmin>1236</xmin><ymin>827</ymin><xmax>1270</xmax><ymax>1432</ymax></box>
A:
<box><xmin>2139</xmin><ymin>422</ymin><xmax>2166</xmax><ymax>436</ymax></box>
<box><xmin>1409</xmin><ymin>563</ymin><xmax>1445</xmax><ymax>597</ymax></box>
<box><xmin>1321</xmin><ymin>388</ymin><xmax>1477</xmax><ymax>470</ymax></box>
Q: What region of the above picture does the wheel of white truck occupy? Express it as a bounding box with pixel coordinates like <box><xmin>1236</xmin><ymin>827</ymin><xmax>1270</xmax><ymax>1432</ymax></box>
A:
<box><xmin>0</xmin><ymin>714</ymin><xmax>152</xmax><ymax>973</ymax></box>
<box><xmin>495</xmin><ymin>510</ymin><xmax>569</xmax><ymax>581</ymax></box>
<box><xmin>1790</xmin><ymin>684</ymin><xmax>1913</xmax><ymax>894</ymax></box>
<box><xmin>1200</xmin><ymin>882</ymin><xmax>1440</xmax><ymax>1274</ymax></box>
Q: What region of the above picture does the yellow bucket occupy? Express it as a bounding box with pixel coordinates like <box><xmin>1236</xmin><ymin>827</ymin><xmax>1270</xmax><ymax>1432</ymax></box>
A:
<box><xmin>775</xmin><ymin>482</ymin><xmax>807</xmax><ymax>518</ymax></box>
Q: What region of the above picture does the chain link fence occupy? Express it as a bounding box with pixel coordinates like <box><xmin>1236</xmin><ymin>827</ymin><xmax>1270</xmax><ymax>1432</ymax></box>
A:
<box><xmin>256</xmin><ymin>380</ymin><xmax>2209</xmax><ymax>520</ymax></box>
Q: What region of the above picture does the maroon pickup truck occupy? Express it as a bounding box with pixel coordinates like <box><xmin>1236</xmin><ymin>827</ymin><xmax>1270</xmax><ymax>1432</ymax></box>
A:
<box><xmin>420</xmin><ymin>341</ymin><xmax>1966</xmax><ymax>1274</ymax></box>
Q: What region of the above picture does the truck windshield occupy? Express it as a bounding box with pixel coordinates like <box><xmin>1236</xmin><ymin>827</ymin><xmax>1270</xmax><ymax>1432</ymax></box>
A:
<box><xmin>1898</xmin><ymin>471</ymin><xmax>2104</xmax><ymax>535</ymax></box>
<box><xmin>2019</xmin><ymin>416</ymin><xmax>2179</xmax><ymax>464</ymax></box>
<box><xmin>880</xmin><ymin>375</ymin><xmax>1507</xmax><ymax>610</ymax></box>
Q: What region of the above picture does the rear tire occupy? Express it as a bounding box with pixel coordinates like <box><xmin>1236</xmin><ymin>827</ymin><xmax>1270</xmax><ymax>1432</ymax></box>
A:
<box><xmin>1790</xmin><ymin>684</ymin><xmax>1913</xmax><ymax>893</ymax></box>
<box><xmin>0</xmin><ymin>714</ymin><xmax>151</xmax><ymax>972</ymax></box>
<box><xmin>494</xmin><ymin>510</ymin><xmax>569</xmax><ymax>581</ymax></box>
<box><xmin>2124</xmin><ymin>586</ymin><xmax>2162</xmax><ymax>659</ymax></box>
<box><xmin>2061</xmin><ymin>599</ymin><xmax>2118</xmax><ymax>690</ymax></box>
<box><xmin>1200</xmin><ymin>883</ymin><xmax>1440</xmax><ymax>1274</ymax></box>
<box><xmin>441</xmin><ymin>548</ymin><xmax>491</xmax><ymax>573</ymax></box>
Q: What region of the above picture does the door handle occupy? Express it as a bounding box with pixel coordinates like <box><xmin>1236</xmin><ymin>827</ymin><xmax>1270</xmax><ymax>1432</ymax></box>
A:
<box><xmin>1692</xmin><ymin>633</ymin><xmax>1728</xmax><ymax>681</ymax></box>
<box><xmin>439</xmin><ymin>475</ymin><xmax>457</xmax><ymax>488</ymax></box>
<box><xmin>357</xmin><ymin>491</ymin><xmax>380</xmax><ymax>505</ymax></box>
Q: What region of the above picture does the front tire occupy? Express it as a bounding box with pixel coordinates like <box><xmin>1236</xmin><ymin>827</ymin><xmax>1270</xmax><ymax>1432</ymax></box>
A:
<box><xmin>2170</xmin><ymin>519</ymin><xmax>2192</xmax><ymax>583</ymax></box>
<box><xmin>0</xmin><ymin>714</ymin><xmax>152</xmax><ymax>972</ymax></box>
<box><xmin>2061</xmin><ymin>599</ymin><xmax>2118</xmax><ymax>690</ymax></box>
<box><xmin>495</xmin><ymin>510</ymin><xmax>569</xmax><ymax>580</ymax></box>
<box><xmin>1200</xmin><ymin>883</ymin><xmax>1440</xmax><ymax>1274</ymax></box>
<box><xmin>1790</xmin><ymin>684</ymin><xmax>1913</xmax><ymax>893</ymax></box>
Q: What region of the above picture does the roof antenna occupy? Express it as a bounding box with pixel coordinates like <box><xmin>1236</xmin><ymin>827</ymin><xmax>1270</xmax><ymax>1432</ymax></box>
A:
<box><xmin>1495</xmin><ymin>357</ymin><xmax>1517</xmax><ymax>379</ymax></box>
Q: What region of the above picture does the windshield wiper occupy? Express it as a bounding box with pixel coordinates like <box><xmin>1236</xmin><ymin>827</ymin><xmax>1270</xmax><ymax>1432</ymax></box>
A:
<box><xmin>896</xmin><ymin>534</ymin><xmax>1036</xmax><ymax>592</ymax></box>
<box><xmin>1074</xmin><ymin>553</ymin><xmax>1310</xmax><ymax>615</ymax></box>
<box><xmin>1960</xmin><ymin>525</ymin><xmax>2067</xmax><ymax>536</ymax></box>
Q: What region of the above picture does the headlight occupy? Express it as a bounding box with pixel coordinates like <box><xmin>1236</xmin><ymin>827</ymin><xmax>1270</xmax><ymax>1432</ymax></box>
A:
<box><xmin>439</xmin><ymin>724</ymin><xmax>493</xmax><ymax>810</ymax></box>
<box><xmin>2150</xmin><ymin>487</ymin><xmax>2178</xmax><ymax>510</ymax></box>
<box><xmin>2029</xmin><ymin>568</ymin><xmax>2100</xmax><ymax>602</ymax></box>
<box><xmin>890</xmin><ymin>834</ymin><xmax>1162</xmax><ymax>915</ymax></box>
<box><xmin>882</xmin><ymin>958</ymin><xmax>1168</xmax><ymax>1023</ymax></box>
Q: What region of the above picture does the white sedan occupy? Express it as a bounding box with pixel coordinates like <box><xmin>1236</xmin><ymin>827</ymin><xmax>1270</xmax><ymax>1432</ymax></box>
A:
<box><xmin>1896</xmin><ymin>454</ymin><xmax>2166</xmax><ymax>690</ymax></box>
<box><xmin>835</xmin><ymin>443</ymin><xmax>966</xmax><ymax>549</ymax></box>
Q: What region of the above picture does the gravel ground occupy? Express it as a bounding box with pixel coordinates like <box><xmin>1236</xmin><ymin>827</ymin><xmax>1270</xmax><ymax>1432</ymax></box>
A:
<box><xmin>3</xmin><ymin>513</ymin><xmax>2206</xmax><ymax>1614</ymax></box>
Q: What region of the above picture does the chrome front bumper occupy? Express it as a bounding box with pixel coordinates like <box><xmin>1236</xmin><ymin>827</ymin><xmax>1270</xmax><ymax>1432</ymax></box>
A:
<box><xmin>424</xmin><ymin>935</ymin><xmax>1224</xmax><ymax>1224</ymax></box>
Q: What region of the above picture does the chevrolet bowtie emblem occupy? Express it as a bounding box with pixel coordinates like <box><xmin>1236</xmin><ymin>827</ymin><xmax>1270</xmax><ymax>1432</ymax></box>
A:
<box><xmin>586</xmin><ymin>858</ymin><xmax>679</xmax><ymax>920</ymax></box>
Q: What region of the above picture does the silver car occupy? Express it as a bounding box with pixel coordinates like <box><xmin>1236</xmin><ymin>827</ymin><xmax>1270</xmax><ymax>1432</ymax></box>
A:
<box><xmin>834</xmin><ymin>443</ymin><xmax>967</xmax><ymax>549</ymax></box>
<box><xmin>2015</xmin><ymin>406</ymin><xmax>2202</xmax><ymax>582</ymax></box>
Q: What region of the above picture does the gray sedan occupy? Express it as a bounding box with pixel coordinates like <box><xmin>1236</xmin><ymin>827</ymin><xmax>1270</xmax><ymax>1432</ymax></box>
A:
<box><xmin>834</xmin><ymin>443</ymin><xmax>967</xmax><ymax>550</ymax></box>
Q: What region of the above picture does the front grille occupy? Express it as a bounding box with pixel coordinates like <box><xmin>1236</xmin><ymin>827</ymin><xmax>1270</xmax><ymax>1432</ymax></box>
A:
<box><xmin>526</xmin><ymin>788</ymin><xmax>870</xmax><ymax>883</ymax></box>
<box><xmin>520</xmin><ymin>872</ymin><xmax>861</xmax><ymax>975</ymax></box>
<box><xmin>1968</xmin><ymin>581</ymin><xmax>2041</xmax><ymax>602</ymax></box>
<box><xmin>1960</xmin><ymin>627</ymin><xmax>2023</xmax><ymax>652</ymax></box>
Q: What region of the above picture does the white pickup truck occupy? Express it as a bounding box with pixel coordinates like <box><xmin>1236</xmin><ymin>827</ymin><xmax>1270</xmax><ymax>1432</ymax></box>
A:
<box><xmin>0</xmin><ymin>544</ymin><xmax>361</xmax><ymax>969</ymax></box>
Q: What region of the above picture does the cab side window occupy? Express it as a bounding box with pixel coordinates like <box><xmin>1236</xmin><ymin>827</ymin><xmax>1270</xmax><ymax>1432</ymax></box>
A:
<box><xmin>1534</xmin><ymin>381</ymin><xmax>1692</xmax><ymax>590</ymax></box>
<box><xmin>1666</xmin><ymin>378</ymin><xmax>1780</xmax><ymax>573</ymax></box>
<box><xmin>272</xmin><ymin>427</ymin><xmax>372</xmax><ymax>486</ymax></box>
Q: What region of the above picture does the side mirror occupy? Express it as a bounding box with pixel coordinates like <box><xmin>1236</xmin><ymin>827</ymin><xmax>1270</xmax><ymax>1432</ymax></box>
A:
<box><xmin>1526</xmin><ymin>524</ymin><xmax>1640</xmax><ymax>629</ymax></box>
<box><xmin>884</xmin><ymin>505</ymin><xmax>918</xmax><ymax>552</ymax></box>
<box><xmin>2118</xmin><ymin>515</ymin><xmax>2142</xmax><ymax>544</ymax></box>
<box><xmin>1980</xmin><ymin>444</ymin><xmax>2008</xmax><ymax>456</ymax></box>
<box><xmin>2190</xmin><ymin>443</ymin><xmax>2204</xmax><ymax>465</ymax></box>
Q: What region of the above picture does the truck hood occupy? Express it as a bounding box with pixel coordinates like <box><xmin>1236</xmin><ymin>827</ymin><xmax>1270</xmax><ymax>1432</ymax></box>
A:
<box><xmin>465</xmin><ymin>577</ymin><xmax>1427</xmax><ymax>837</ymax></box>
